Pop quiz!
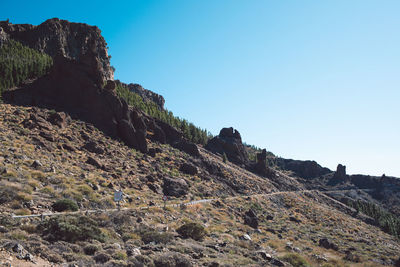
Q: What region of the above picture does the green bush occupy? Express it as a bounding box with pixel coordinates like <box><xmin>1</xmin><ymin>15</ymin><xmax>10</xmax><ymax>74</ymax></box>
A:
<box><xmin>0</xmin><ymin>39</ymin><xmax>52</xmax><ymax>98</ymax></box>
<box><xmin>176</xmin><ymin>222</ymin><xmax>206</xmax><ymax>241</ymax></box>
<box><xmin>280</xmin><ymin>253</ymin><xmax>309</xmax><ymax>267</ymax></box>
<box><xmin>140</xmin><ymin>230</ymin><xmax>174</xmax><ymax>244</ymax></box>
<box><xmin>52</xmin><ymin>198</ymin><xmax>79</xmax><ymax>212</ymax></box>
<box><xmin>37</xmin><ymin>215</ymin><xmax>105</xmax><ymax>243</ymax></box>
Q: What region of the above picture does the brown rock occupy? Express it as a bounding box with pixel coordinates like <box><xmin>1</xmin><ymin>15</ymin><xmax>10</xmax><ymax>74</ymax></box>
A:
<box><xmin>48</xmin><ymin>112</ymin><xmax>69</xmax><ymax>128</ymax></box>
<box><xmin>86</xmin><ymin>156</ymin><xmax>103</xmax><ymax>169</ymax></box>
<box><xmin>179</xmin><ymin>163</ymin><xmax>198</xmax><ymax>175</ymax></box>
<box><xmin>163</xmin><ymin>177</ymin><xmax>189</xmax><ymax>197</ymax></box>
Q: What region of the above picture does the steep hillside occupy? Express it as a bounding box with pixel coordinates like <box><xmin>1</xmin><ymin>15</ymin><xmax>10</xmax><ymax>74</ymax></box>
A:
<box><xmin>1</xmin><ymin>103</ymin><xmax>400</xmax><ymax>267</ymax></box>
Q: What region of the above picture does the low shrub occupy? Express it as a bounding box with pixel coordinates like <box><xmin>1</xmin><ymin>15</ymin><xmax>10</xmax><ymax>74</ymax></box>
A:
<box><xmin>280</xmin><ymin>253</ymin><xmax>309</xmax><ymax>267</ymax></box>
<box><xmin>113</xmin><ymin>250</ymin><xmax>127</xmax><ymax>261</ymax></box>
<box><xmin>140</xmin><ymin>230</ymin><xmax>173</xmax><ymax>244</ymax></box>
<box><xmin>154</xmin><ymin>252</ymin><xmax>192</xmax><ymax>267</ymax></box>
<box><xmin>176</xmin><ymin>222</ymin><xmax>206</xmax><ymax>241</ymax></box>
<box><xmin>83</xmin><ymin>244</ymin><xmax>100</xmax><ymax>255</ymax></box>
<box><xmin>52</xmin><ymin>198</ymin><xmax>78</xmax><ymax>212</ymax></box>
<box><xmin>37</xmin><ymin>215</ymin><xmax>105</xmax><ymax>243</ymax></box>
<box><xmin>93</xmin><ymin>252</ymin><xmax>111</xmax><ymax>264</ymax></box>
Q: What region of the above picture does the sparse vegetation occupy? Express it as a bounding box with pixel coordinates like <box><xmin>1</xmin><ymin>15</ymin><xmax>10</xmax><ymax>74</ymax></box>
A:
<box><xmin>0</xmin><ymin>103</ymin><xmax>399</xmax><ymax>266</ymax></box>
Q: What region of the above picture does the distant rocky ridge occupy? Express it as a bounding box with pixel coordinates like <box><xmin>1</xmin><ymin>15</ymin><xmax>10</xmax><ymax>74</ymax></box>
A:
<box><xmin>275</xmin><ymin>158</ymin><xmax>332</xmax><ymax>179</ymax></box>
<box><xmin>115</xmin><ymin>80</ymin><xmax>165</xmax><ymax>110</ymax></box>
<box><xmin>0</xmin><ymin>18</ymin><xmax>113</xmax><ymax>82</ymax></box>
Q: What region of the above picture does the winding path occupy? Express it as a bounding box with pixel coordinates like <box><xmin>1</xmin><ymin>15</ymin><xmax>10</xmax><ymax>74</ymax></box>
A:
<box><xmin>11</xmin><ymin>188</ymin><xmax>373</xmax><ymax>219</ymax></box>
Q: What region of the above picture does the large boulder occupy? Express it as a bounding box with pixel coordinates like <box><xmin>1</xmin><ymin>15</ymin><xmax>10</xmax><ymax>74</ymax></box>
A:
<box><xmin>319</xmin><ymin>238</ymin><xmax>339</xmax><ymax>251</ymax></box>
<box><xmin>243</xmin><ymin>209</ymin><xmax>259</xmax><ymax>229</ymax></box>
<box><xmin>179</xmin><ymin>163</ymin><xmax>198</xmax><ymax>175</ymax></box>
<box><xmin>173</xmin><ymin>140</ymin><xmax>200</xmax><ymax>157</ymax></box>
<box><xmin>205</xmin><ymin>127</ymin><xmax>248</xmax><ymax>165</ymax></box>
<box><xmin>163</xmin><ymin>177</ymin><xmax>189</xmax><ymax>197</ymax></box>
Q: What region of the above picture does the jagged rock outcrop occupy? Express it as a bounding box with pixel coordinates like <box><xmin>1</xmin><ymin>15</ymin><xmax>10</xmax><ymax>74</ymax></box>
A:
<box><xmin>275</xmin><ymin>158</ymin><xmax>331</xmax><ymax>179</ymax></box>
<box><xmin>206</xmin><ymin>127</ymin><xmax>248</xmax><ymax>165</ymax></box>
<box><xmin>252</xmin><ymin>149</ymin><xmax>275</xmax><ymax>177</ymax></box>
<box><xmin>328</xmin><ymin>164</ymin><xmax>349</xmax><ymax>185</ymax></box>
<box><xmin>0</xmin><ymin>18</ymin><xmax>113</xmax><ymax>81</ymax></box>
<box><xmin>333</xmin><ymin>164</ymin><xmax>348</xmax><ymax>181</ymax></box>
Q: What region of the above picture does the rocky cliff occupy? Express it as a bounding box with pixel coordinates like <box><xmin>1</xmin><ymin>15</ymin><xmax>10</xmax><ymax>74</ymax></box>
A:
<box><xmin>0</xmin><ymin>18</ymin><xmax>113</xmax><ymax>82</ymax></box>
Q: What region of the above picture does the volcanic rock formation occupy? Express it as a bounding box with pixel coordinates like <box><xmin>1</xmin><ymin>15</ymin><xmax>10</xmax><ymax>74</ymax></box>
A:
<box><xmin>206</xmin><ymin>127</ymin><xmax>248</xmax><ymax>166</ymax></box>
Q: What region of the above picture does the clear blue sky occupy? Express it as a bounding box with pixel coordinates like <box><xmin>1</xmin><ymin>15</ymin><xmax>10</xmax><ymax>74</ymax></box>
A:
<box><xmin>2</xmin><ymin>0</ymin><xmax>400</xmax><ymax>176</ymax></box>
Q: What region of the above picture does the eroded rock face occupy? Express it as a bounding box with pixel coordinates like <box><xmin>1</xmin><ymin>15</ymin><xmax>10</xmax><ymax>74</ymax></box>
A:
<box><xmin>0</xmin><ymin>18</ymin><xmax>113</xmax><ymax>81</ymax></box>
<box><xmin>206</xmin><ymin>127</ymin><xmax>248</xmax><ymax>165</ymax></box>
